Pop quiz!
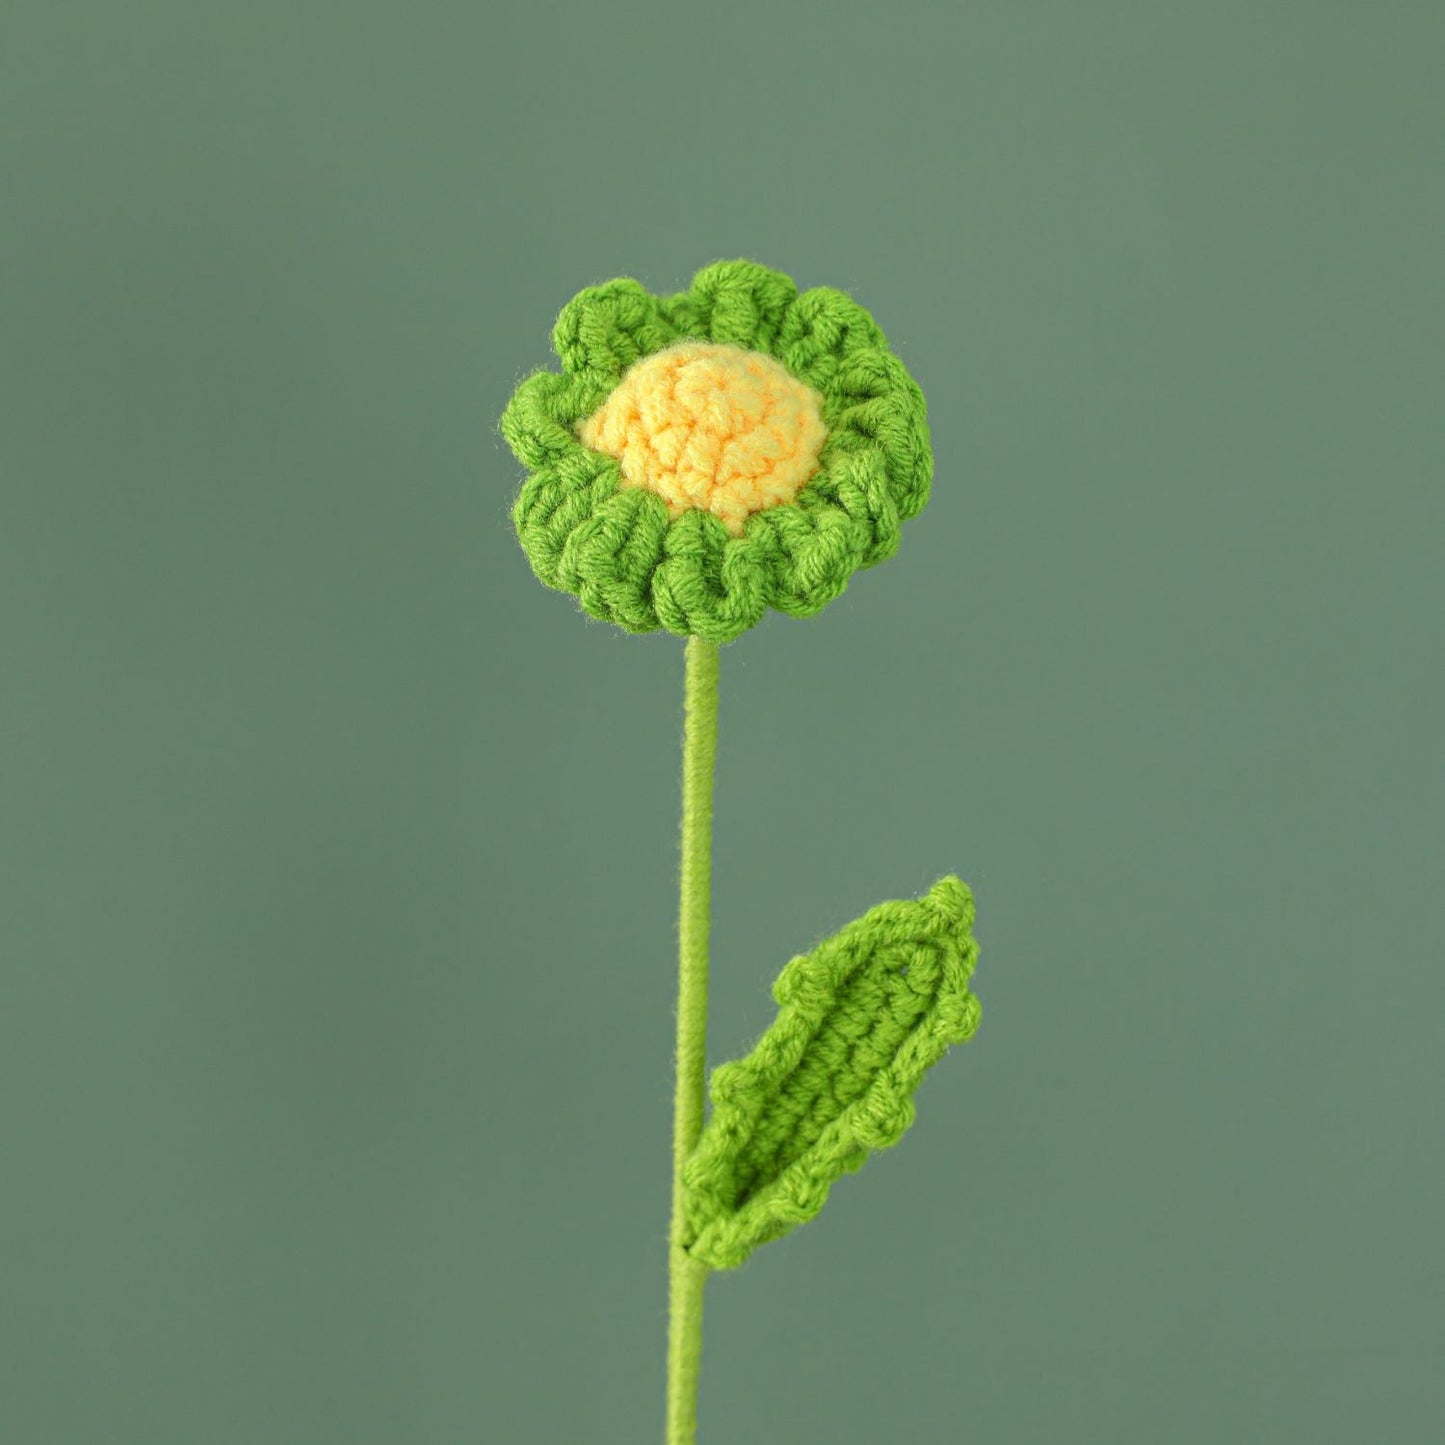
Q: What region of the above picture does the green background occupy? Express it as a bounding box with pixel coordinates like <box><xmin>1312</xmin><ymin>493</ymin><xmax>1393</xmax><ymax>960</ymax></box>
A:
<box><xmin>3</xmin><ymin>3</ymin><xmax>1441</xmax><ymax>1441</ymax></box>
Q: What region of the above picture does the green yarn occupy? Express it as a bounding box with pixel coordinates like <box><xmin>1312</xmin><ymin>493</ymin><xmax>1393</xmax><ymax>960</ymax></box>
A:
<box><xmin>500</xmin><ymin>264</ymin><xmax>983</xmax><ymax>1441</ymax></box>
<box><xmin>666</xmin><ymin>638</ymin><xmax>717</xmax><ymax>1445</ymax></box>
<box><xmin>500</xmin><ymin>260</ymin><xmax>932</xmax><ymax>642</ymax></box>
<box><xmin>681</xmin><ymin>877</ymin><xmax>981</xmax><ymax>1271</ymax></box>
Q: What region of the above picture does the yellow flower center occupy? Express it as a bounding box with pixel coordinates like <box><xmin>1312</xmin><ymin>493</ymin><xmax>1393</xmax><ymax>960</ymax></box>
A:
<box><xmin>577</xmin><ymin>342</ymin><xmax>828</xmax><ymax>535</ymax></box>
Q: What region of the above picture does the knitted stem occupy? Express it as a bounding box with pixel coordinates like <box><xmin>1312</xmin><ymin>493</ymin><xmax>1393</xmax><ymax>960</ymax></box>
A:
<box><xmin>666</xmin><ymin>636</ymin><xmax>718</xmax><ymax>1445</ymax></box>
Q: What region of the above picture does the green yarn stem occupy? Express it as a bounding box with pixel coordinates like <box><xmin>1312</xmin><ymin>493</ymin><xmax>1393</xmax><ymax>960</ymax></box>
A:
<box><xmin>667</xmin><ymin>636</ymin><xmax>718</xmax><ymax>1444</ymax></box>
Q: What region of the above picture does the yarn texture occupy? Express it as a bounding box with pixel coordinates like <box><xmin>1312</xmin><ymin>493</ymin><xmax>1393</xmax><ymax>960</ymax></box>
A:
<box><xmin>666</xmin><ymin>637</ymin><xmax>718</xmax><ymax>1441</ymax></box>
<box><xmin>500</xmin><ymin>261</ymin><xmax>982</xmax><ymax>1443</ymax></box>
<box><xmin>682</xmin><ymin>877</ymin><xmax>981</xmax><ymax>1270</ymax></box>
<box><xmin>500</xmin><ymin>259</ymin><xmax>932</xmax><ymax>642</ymax></box>
<box><xmin>578</xmin><ymin>342</ymin><xmax>829</xmax><ymax>535</ymax></box>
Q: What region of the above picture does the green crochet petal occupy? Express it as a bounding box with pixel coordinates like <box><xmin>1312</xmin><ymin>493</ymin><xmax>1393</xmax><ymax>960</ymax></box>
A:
<box><xmin>777</xmin><ymin>285</ymin><xmax>890</xmax><ymax>394</ymax></box>
<box><xmin>551</xmin><ymin>277</ymin><xmax>678</xmax><ymax>386</ymax></box>
<box><xmin>658</xmin><ymin>259</ymin><xmax>800</xmax><ymax>354</ymax></box>
<box><xmin>823</xmin><ymin>347</ymin><xmax>932</xmax><ymax>522</ymax></box>
<box><xmin>566</xmin><ymin>484</ymin><xmax>671</xmax><ymax>632</ymax></box>
<box><xmin>512</xmin><ymin>447</ymin><xmax>621</xmax><ymax>593</ymax></box>
<box><xmin>681</xmin><ymin>876</ymin><xmax>981</xmax><ymax>1271</ymax></box>
<box><xmin>803</xmin><ymin>447</ymin><xmax>903</xmax><ymax>572</ymax></box>
<box><xmin>735</xmin><ymin>484</ymin><xmax>875</xmax><ymax>619</ymax></box>
<box><xmin>500</xmin><ymin>371</ymin><xmax>597</xmax><ymax>469</ymax></box>
<box><xmin>651</xmin><ymin>510</ymin><xmax>770</xmax><ymax>644</ymax></box>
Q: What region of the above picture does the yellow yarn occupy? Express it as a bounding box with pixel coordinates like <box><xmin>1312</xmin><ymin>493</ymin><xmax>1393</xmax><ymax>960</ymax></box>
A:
<box><xmin>578</xmin><ymin>342</ymin><xmax>828</xmax><ymax>536</ymax></box>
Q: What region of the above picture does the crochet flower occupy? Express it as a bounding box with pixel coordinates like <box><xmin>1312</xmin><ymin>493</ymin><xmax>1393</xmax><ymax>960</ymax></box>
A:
<box><xmin>500</xmin><ymin>260</ymin><xmax>932</xmax><ymax>643</ymax></box>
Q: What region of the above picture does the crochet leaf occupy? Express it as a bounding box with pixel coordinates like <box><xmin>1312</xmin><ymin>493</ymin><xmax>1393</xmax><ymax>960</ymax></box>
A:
<box><xmin>681</xmin><ymin>876</ymin><xmax>980</xmax><ymax>1270</ymax></box>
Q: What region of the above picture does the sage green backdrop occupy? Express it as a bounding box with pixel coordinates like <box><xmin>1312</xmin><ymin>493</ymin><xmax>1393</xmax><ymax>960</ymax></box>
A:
<box><xmin>3</xmin><ymin>3</ymin><xmax>1441</xmax><ymax>1441</ymax></box>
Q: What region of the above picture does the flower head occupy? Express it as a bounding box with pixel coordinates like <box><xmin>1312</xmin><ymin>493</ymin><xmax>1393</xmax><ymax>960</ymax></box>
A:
<box><xmin>501</xmin><ymin>260</ymin><xmax>931</xmax><ymax>643</ymax></box>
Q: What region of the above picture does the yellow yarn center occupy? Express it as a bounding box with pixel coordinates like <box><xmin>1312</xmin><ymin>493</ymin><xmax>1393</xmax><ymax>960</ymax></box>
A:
<box><xmin>578</xmin><ymin>342</ymin><xmax>829</xmax><ymax>536</ymax></box>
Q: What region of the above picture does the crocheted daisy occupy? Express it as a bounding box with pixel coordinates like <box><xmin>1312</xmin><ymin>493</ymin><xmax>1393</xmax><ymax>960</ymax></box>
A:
<box><xmin>500</xmin><ymin>260</ymin><xmax>932</xmax><ymax>642</ymax></box>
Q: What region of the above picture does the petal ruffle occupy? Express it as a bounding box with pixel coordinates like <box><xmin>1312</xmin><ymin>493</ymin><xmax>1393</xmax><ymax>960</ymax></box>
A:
<box><xmin>806</xmin><ymin>448</ymin><xmax>902</xmax><ymax>571</ymax></box>
<box><xmin>734</xmin><ymin>489</ymin><xmax>872</xmax><ymax>620</ymax></box>
<box><xmin>551</xmin><ymin>278</ymin><xmax>678</xmax><ymax>385</ymax></box>
<box><xmin>651</xmin><ymin>509</ymin><xmax>770</xmax><ymax>644</ymax></box>
<box><xmin>500</xmin><ymin>371</ymin><xmax>593</xmax><ymax>469</ymax></box>
<box><xmin>776</xmin><ymin>286</ymin><xmax>889</xmax><ymax>394</ymax></box>
<box><xmin>511</xmin><ymin>447</ymin><xmax>620</xmax><ymax>592</ymax></box>
<box><xmin>566</xmin><ymin>485</ymin><xmax>671</xmax><ymax>633</ymax></box>
<box><xmin>659</xmin><ymin>259</ymin><xmax>800</xmax><ymax>354</ymax></box>
<box><xmin>822</xmin><ymin>348</ymin><xmax>932</xmax><ymax>523</ymax></box>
